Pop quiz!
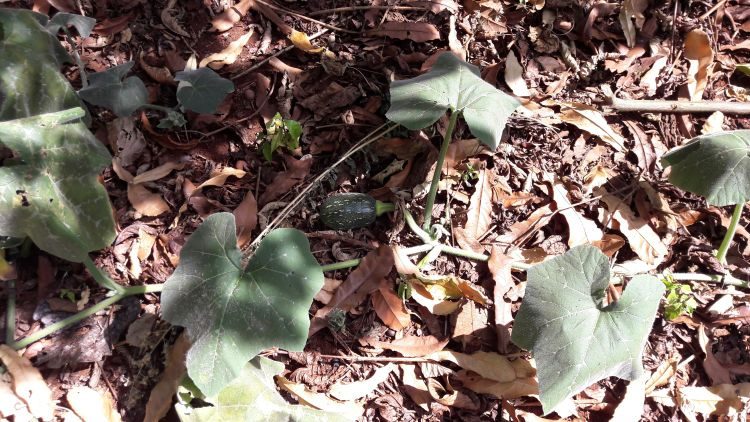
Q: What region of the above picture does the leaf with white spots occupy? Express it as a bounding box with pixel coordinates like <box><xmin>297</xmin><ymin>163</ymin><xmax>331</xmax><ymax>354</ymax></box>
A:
<box><xmin>0</xmin><ymin>9</ymin><xmax>116</xmax><ymax>262</ymax></box>
<box><xmin>661</xmin><ymin>130</ymin><xmax>750</xmax><ymax>206</ymax></box>
<box><xmin>386</xmin><ymin>52</ymin><xmax>520</xmax><ymax>149</ymax></box>
<box><xmin>511</xmin><ymin>245</ymin><xmax>664</xmax><ymax>415</ymax></box>
<box><xmin>161</xmin><ymin>213</ymin><xmax>323</xmax><ymax>396</ymax></box>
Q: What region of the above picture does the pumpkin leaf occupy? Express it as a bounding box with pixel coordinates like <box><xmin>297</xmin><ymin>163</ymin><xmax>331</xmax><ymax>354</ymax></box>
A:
<box><xmin>176</xmin><ymin>356</ymin><xmax>349</xmax><ymax>422</ymax></box>
<box><xmin>511</xmin><ymin>245</ymin><xmax>664</xmax><ymax>414</ymax></box>
<box><xmin>78</xmin><ymin>61</ymin><xmax>148</xmax><ymax>117</ymax></box>
<box><xmin>0</xmin><ymin>9</ymin><xmax>115</xmax><ymax>262</ymax></box>
<box><xmin>161</xmin><ymin>213</ymin><xmax>323</xmax><ymax>396</ymax></box>
<box><xmin>386</xmin><ymin>52</ymin><xmax>520</xmax><ymax>149</ymax></box>
<box><xmin>661</xmin><ymin>130</ymin><xmax>750</xmax><ymax>206</ymax></box>
<box><xmin>45</xmin><ymin>12</ymin><xmax>96</xmax><ymax>37</ymax></box>
<box><xmin>175</xmin><ymin>68</ymin><xmax>234</xmax><ymax>114</ymax></box>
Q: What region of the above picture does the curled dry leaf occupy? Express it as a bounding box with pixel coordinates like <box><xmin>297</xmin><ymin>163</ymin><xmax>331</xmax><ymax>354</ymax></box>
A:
<box><xmin>289</xmin><ymin>29</ymin><xmax>327</xmax><ymax>54</ymax></box>
<box><xmin>416</xmin><ymin>273</ymin><xmax>489</xmax><ymax>305</ymax></box>
<box><xmin>144</xmin><ymin>333</ymin><xmax>190</xmax><ymax>422</ymax></box>
<box><xmin>598</xmin><ymin>187</ymin><xmax>667</xmax><ymax>265</ymax></box>
<box><xmin>329</xmin><ymin>363</ymin><xmax>397</xmax><ymax>401</ymax></box>
<box><xmin>211</xmin><ymin>0</ymin><xmax>253</xmax><ymax>32</ymax></box>
<box><xmin>139</xmin><ymin>51</ymin><xmax>174</xmax><ymax>85</ymax></box>
<box><xmin>200</xmin><ymin>28</ymin><xmax>255</xmax><ymax>69</ymax></box>
<box><xmin>546</xmin><ymin>174</ymin><xmax>604</xmax><ymax>247</ymax></box>
<box><xmin>610</xmin><ymin>374</ymin><xmax>647</xmax><ymax>422</ymax></box>
<box><xmin>684</xmin><ymin>29</ymin><xmax>714</xmax><ymax>101</ymax></box>
<box><xmin>677</xmin><ymin>383</ymin><xmax>750</xmax><ymax>418</ymax></box>
<box><xmin>67</xmin><ymin>386</ymin><xmax>122</xmax><ymax>422</ymax></box>
<box><xmin>427</xmin><ymin>378</ymin><xmax>480</xmax><ymax>410</ymax></box>
<box><xmin>313</xmin><ymin>277</ymin><xmax>343</xmax><ymax>305</ymax></box>
<box><xmin>408</xmin><ymin>279</ymin><xmax>461</xmax><ymax>315</ymax></box>
<box><xmin>455</xmin><ymin>168</ymin><xmax>494</xmax><ymax>253</ymax></box>
<box><xmin>0</xmin><ymin>345</ymin><xmax>54</xmax><ymax>420</ymax></box>
<box><xmin>489</xmin><ymin>247</ymin><xmax>515</xmax><ymax>353</ymax></box>
<box><xmin>367</xmin><ymin>21</ymin><xmax>441</xmax><ymax>42</ymax></box>
<box><xmin>505</xmin><ymin>51</ymin><xmax>531</xmax><ymax>97</ymax></box>
<box><xmin>454</xmin><ymin>364</ymin><xmax>539</xmax><ymax>399</ymax></box>
<box><xmin>698</xmin><ymin>325</ymin><xmax>733</xmax><ymax>385</ymax></box>
<box><xmin>427</xmin><ymin>350</ymin><xmax>519</xmax><ymax>383</ymax></box>
<box><xmin>234</xmin><ymin>189</ymin><xmax>258</xmax><ymax>248</ymax></box>
<box><xmin>364</xmin><ymin>335</ymin><xmax>448</xmax><ymax>357</ymax></box>
<box><xmin>161</xmin><ymin>0</ymin><xmax>190</xmax><ymax>37</ymax></box>
<box><xmin>276</xmin><ymin>376</ymin><xmax>364</xmax><ymax>419</ymax></box>
<box><xmin>259</xmin><ymin>155</ymin><xmax>312</xmax><ymax>205</ymax></box>
<box><xmin>372</xmin><ymin>285</ymin><xmax>411</xmax><ymax>331</ymax></box>
<box><xmin>497</xmin><ymin>203</ymin><xmax>553</xmax><ymax>245</ymax></box>
<box><xmin>309</xmin><ymin>245</ymin><xmax>394</xmax><ymax>336</ymax></box>
<box><xmin>558</xmin><ymin>102</ymin><xmax>626</xmax><ymax>152</ymax></box>
<box><xmin>401</xmin><ymin>365</ymin><xmax>431</xmax><ymax>411</ymax></box>
<box><xmin>127</xmin><ymin>184</ymin><xmax>170</xmax><ymax>217</ymax></box>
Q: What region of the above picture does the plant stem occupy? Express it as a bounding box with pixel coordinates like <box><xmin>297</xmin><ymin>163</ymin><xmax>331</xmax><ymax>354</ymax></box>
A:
<box><xmin>404</xmin><ymin>209</ymin><xmax>434</xmax><ymax>243</ymax></box>
<box><xmin>82</xmin><ymin>256</ymin><xmax>124</xmax><ymax>293</ymax></box>
<box><xmin>716</xmin><ymin>202</ymin><xmax>745</xmax><ymax>265</ymax></box>
<box><xmin>5</xmin><ymin>279</ymin><xmax>16</xmax><ymax>345</ymax></box>
<box><xmin>11</xmin><ymin>283</ymin><xmax>164</xmax><ymax>350</ymax></box>
<box><xmin>375</xmin><ymin>201</ymin><xmax>396</xmax><ymax>216</ymax></box>
<box><xmin>423</xmin><ymin>111</ymin><xmax>459</xmax><ymax>231</ymax></box>
<box><xmin>320</xmin><ymin>259</ymin><xmax>361</xmax><ymax>272</ymax></box>
<box><xmin>140</xmin><ymin>103</ymin><xmax>175</xmax><ymax>114</ymax></box>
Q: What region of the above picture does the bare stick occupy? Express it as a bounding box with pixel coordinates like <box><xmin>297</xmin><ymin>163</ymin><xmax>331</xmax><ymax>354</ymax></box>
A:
<box><xmin>601</xmin><ymin>86</ymin><xmax>750</xmax><ymax>114</ymax></box>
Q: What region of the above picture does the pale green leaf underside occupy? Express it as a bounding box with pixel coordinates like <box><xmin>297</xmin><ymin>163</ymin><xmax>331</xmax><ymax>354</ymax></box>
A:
<box><xmin>661</xmin><ymin>130</ymin><xmax>750</xmax><ymax>206</ymax></box>
<box><xmin>161</xmin><ymin>213</ymin><xmax>323</xmax><ymax>396</ymax></box>
<box><xmin>386</xmin><ymin>52</ymin><xmax>521</xmax><ymax>149</ymax></box>
<box><xmin>511</xmin><ymin>245</ymin><xmax>664</xmax><ymax>414</ymax></box>
<box><xmin>0</xmin><ymin>9</ymin><xmax>115</xmax><ymax>262</ymax></box>
<box><xmin>175</xmin><ymin>68</ymin><xmax>234</xmax><ymax>114</ymax></box>
<box><xmin>177</xmin><ymin>356</ymin><xmax>348</xmax><ymax>422</ymax></box>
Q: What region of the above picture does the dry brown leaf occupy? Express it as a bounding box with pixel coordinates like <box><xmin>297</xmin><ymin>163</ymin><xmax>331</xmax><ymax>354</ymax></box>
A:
<box><xmin>366</xmin><ymin>335</ymin><xmax>448</xmax><ymax>357</ymax></box>
<box><xmin>234</xmin><ymin>189</ymin><xmax>258</xmax><ymax>248</ymax></box>
<box><xmin>288</xmin><ymin>29</ymin><xmax>326</xmax><ymax>54</ymax></box>
<box><xmin>132</xmin><ymin>160</ymin><xmax>186</xmax><ymax>184</ymax></box>
<box><xmin>200</xmin><ymin>29</ymin><xmax>255</xmax><ymax>69</ymax></box>
<box><xmin>610</xmin><ymin>374</ymin><xmax>647</xmax><ymax>422</ymax></box>
<box><xmin>276</xmin><ymin>376</ymin><xmax>364</xmax><ymax>418</ymax></box>
<box><xmin>427</xmin><ymin>378</ymin><xmax>480</xmax><ymax>410</ymax></box>
<box><xmin>137</xmin><ymin>228</ymin><xmax>156</xmax><ymax>261</ymax></box>
<box><xmin>93</xmin><ymin>12</ymin><xmax>133</xmax><ymax>36</ymax></box>
<box><xmin>598</xmin><ymin>188</ymin><xmax>667</xmax><ymax>265</ymax></box>
<box><xmin>427</xmin><ymin>350</ymin><xmax>517</xmax><ymax>383</ymax></box>
<box><xmin>489</xmin><ymin>247</ymin><xmax>514</xmax><ymax>353</ymax></box>
<box><xmin>619</xmin><ymin>0</ymin><xmax>647</xmax><ymax>47</ymax></box>
<box><xmin>407</xmin><ymin>0</ymin><xmax>458</xmax><ymax>13</ymax></box>
<box><xmin>698</xmin><ymin>325</ymin><xmax>733</xmax><ymax>386</ymax></box>
<box><xmin>107</xmin><ymin>117</ymin><xmax>146</xmax><ymax>168</ymax></box>
<box><xmin>0</xmin><ymin>345</ymin><xmax>54</xmax><ymax>420</ymax></box>
<box><xmin>139</xmin><ymin>51</ymin><xmax>174</xmax><ymax>84</ymax></box>
<box><xmin>259</xmin><ymin>155</ymin><xmax>311</xmax><ymax>205</ymax></box>
<box><xmin>211</xmin><ymin>0</ymin><xmax>253</xmax><ymax>32</ymax></box>
<box><xmin>701</xmin><ymin>111</ymin><xmax>725</xmax><ymax>134</ymax></box>
<box><xmin>0</xmin><ymin>380</ymin><xmax>27</xmax><ymax>419</ymax></box>
<box><xmin>127</xmin><ymin>184</ymin><xmax>170</xmax><ymax>217</ymax></box>
<box><xmin>547</xmin><ymin>174</ymin><xmax>604</xmax><ymax>247</ymax></box>
<box><xmin>447</xmin><ymin>14</ymin><xmax>466</xmax><ymax>60</ymax></box>
<box><xmin>645</xmin><ymin>355</ymin><xmax>679</xmax><ymax>394</ymax></box>
<box><xmin>67</xmin><ymin>386</ymin><xmax>121</xmax><ymax>422</ymax></box>
<box><xmin>640</xmin><ymin>56</ymin><xmax>668</xmax><ymax>97</ymax></box>
<box><xmin>408</xmin><ymin>279</ymin><xmax>462</xmax><ymax>315</ymax></box>
<box><xmin>401</xmin><ymin>365</ymin><xmax>431</xmax><ymax>411</ymax></box>
<box><xmin>677</xmin><ymin>383</ymin><xmax>750</xmax><ymax>417</ymax></box>
<box><xmin>583</xmin><ymin>164</ymin><xmax>616</xmax><ymax>195</ymax></box>
<box><xmin>125</xmin><ymin>312</ymin><xmax>156</xmax><ymax>348</ymax></box>
<box><xmin>144</xmin><ymin>333</ymin><xmax>190</xmax><ymax>422</ymax></box>
<box><xmin>497</xmin><ymin>204</ymin><xmax>553</xmax><ymax>245</ymax></box>
<box><xmin>367</xmin><ymin>21</ymin><xmax>441</xmax><ymax>42</ymax></box>
<box><xmin>454</xmin><ymin>368</ymin><xmax>538</xmax><ymax>400</ymax></box>
<box><xmin>684</xmin><ymin>29</ymin><xmax>714</xmax><ymax>101</ymax></box>
<box><xmin>313</xmin><ymin>278</ymin><xmax>343</xmax><ymax>305</ymax></box>
<box><xmin>559</xmin><ymin>103</ymin><xmax>626</xmax><ymax>152</ymax></box>
<box><xmin>329</xmin><ymin>363</ymin><xmax>396</xmax><ymax>401</ymax></box>
<box><xmin>505</xmin><ymin>51</ymin><xmax>531</xmax><ymax>97</ymax></box>
<box><xmin>455</xmin><ymin>168</ymin><xmax>494</xmax><ymax>253</ymax></box>
<box><xmin>161</xmin><ymin>0</ymin><xmax>190</xmax><ymax>37</ymax></box>
<box><xmin>309</xmin><ymin>245</ymin><xmax>394</xmax><ymax>336</ymax></box>
<box><xmin>417</xmin><ymin>273</ymin><xmax>489</xmax><ymax>305</ymax></box>
<box><xmin>372</xmin><ymin>285</ymin><xmax>411</xmax><ymax>331</ymax></box>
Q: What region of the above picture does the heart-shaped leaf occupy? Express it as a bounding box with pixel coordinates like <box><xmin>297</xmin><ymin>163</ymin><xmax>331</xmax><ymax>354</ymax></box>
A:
<box><xmin>0</xmin><ymin>9</ymin><xmax>116</xmax><ymax>262</ymax></box>
<box><xmin>176</xmin><ymin>356</ymin><xmax>351</xmax><ymax>422</ymax></box>
<box><xmin>78</xmin><ymin>61</ymin><xmax>148</xmax><ymax>117</ymax></box>
<box><xmin>161</xmin><ymin>213</ymin><xmax>323</xmax><ymax>396</ymax></box>
<box><xmin>661</xmin><ymin>130</ymin><xmax>750</xmax><ymax>206</ymax></box>
<box><xmin>386</xmin><ymin>52</ymin><xmax>521</xmax><ymax>149</ymax></box>
<box><xmin>45</xmin><ymin>12</ymin><xmax>96</xmax><ymax>37</ymax></box>
<box><xmin>175</xmin><ymin>68</ymin><xmax>234</xmax><ymax>114</ymax></box>
<box><xmin>511</xmin><ymin>245</ymin><xmax>664</xmax><ymax>414</ymax></box>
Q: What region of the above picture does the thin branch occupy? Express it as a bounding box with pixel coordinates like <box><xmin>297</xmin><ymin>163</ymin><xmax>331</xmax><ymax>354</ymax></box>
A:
<box><xmin>602</xmin><ymin>85</ymin><xmax>750</xmax><ymax>114</ymax></box>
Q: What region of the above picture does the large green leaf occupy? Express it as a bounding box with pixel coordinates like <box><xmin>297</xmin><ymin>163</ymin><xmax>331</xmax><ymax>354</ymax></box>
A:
<box><xmin>661</xmin><ymin>130</ymin><xmax>750</xmax><ymax>206</ymax></box>
<box><xmin>0</xmin><ymin>9</ymin><xmax>115</xmax><ymax>262</ymax></box>
<box><xmin>175</xmin><ymin>68</ymin><xmax>234</xmax><ymax>114</ymax></box>
<box><xmin>161</xmin><ymin>213</ymin><xmax>323</xmax><ymax>396</ymax></box>
<box><xmin>511</xmin><ymin>245</ymin><xmax>664</xmax><ymax>414</ymax></box>
<box><xmin>386</xmin><ymin>52</ymin><xmax>521</xmax><ymax>149</ymax></box>
<box><xmin>176</xmin><ymin>356</ymin><xmax>350</xmax><ymax>422</ymax></box>
<box><xmin>78</xmin><ymin>61</ymin><xmax>148</xmax><ymax>117</ymax></box>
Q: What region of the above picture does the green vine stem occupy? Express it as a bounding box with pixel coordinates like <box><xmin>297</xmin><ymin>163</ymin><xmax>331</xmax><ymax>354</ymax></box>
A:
<box><xmin>423</xmin><ymin>111</ymin><xmax>459</xmax><ymax>231</ymax></box>
<box><xmin>320</xmin><ymin>259</ymin><xmax>361</xmax><ymax>272</ymax></box>
<box><xmin>5</xmin><ymin>279</ymin><xmax>16</xmax><ymax>345</ymax></box>
<box><xmin>716</xmin><ymin>202</ymin><xmax>745</xmax><ymax>265</ymax></box>
<box><xmin>82</xmin><ymin>256</ymin><xmax>125</xmax><ymax>293</ymax></box>
<box><xmin>10</xmin><ymin>283</ymin><xmax>164</xmax><ymax>350</ymax></box>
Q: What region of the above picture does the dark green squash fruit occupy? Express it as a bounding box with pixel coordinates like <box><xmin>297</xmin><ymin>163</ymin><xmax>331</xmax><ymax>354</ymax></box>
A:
<box><xmin>320</xmin><ymin>193</ymin><xmax>395</xmax><ymax>230</ymax></box>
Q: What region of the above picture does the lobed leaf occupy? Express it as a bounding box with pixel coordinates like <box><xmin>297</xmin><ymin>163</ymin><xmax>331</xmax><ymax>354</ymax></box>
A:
<box><xmin>0</xmin><ymin>9</ymin><xmax>115</xmax><ymax>262</ymax></box>
<box><xmin>78</xmin><ymin>61</ymin><xmax>148</xmax><ymax>117</ymax></box>
<box><xmin>175</xmin><ymin>68</ymin><xmax>234</xmax><ymax>114</ymax></box>
<box><xmin>661</xmin><ymin>130</ymin><xmax>750</xmax><ymax>206</ymax></box>
<box><xmin>386</xmin><ymin>52</ymin><xmax>520</xmax><ymax>149</ymax></box>
<box><xmin>511</xmin><ymin>245</ymin><xmax>664</xmax><ymax>414</ymax></box>
<box><xmin>161</xmin><ymin>213</ymin><xmax>323</xmax><ymax>396</ymax></box>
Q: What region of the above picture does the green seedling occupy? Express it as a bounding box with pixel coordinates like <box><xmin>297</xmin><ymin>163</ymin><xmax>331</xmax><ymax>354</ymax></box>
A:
<box><xmin>261</xmin><ymin>113</ymin><xmax>303</xmax><ymax>161</ymax></box>
<box><xmin>662</xmin><ymin>275</ymin><xmax>698</xmax><ymax>320</ymax></box>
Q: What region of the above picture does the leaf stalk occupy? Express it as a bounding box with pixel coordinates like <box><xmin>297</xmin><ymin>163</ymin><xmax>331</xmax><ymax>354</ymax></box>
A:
<box><xmin>423</xmin><ymin>111</ymin><xmax>459</xmax><ymax>231</ymax></box>
<box><xmin>716</xmin><ymin>202</ymin><xmax>745</xmax><ymax>265</ymax></box>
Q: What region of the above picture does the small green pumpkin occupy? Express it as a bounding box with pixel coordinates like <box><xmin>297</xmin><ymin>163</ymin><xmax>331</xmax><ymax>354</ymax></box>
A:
<box><xmin>320</xmin><ymin>193</ymin><xmax>395</xmax><ymax>230</ymax></box>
